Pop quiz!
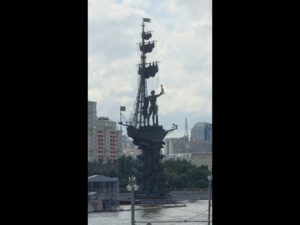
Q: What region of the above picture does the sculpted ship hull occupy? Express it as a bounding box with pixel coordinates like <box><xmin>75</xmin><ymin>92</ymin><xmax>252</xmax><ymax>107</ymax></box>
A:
<box><xmin>127</xmin><ymin>125</ymin><xmax>167</xmax><ymax>196</ymax></box>
<box><xmin>127</xmin><ymin>125</ymin><xmax>167</xmax><ymax>147</ymax></box>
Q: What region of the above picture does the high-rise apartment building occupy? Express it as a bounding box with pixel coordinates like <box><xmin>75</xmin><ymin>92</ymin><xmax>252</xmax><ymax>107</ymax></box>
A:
<box><xmin>88</xmin><ymin>101</ymin><xmax>123</xmax><ymax>162</ymax></box>
<box><xmin>164</xmin><ymin>137</ymin><xmax>189</xmax><ymax>155</ymax></box>
<box><xmin>88</xmin><ymin>101</ymin><xmax>98</xmax><ymax>162</ymax></box>
<box><xmin>97</xmin><ymin>117</ymin><xmax>119</xmax><ymax>162</ymax></box>
<box><xmin>190</xmin><ymin>122</ymin><xmax>212</xmax><ymax>142</ymax></box>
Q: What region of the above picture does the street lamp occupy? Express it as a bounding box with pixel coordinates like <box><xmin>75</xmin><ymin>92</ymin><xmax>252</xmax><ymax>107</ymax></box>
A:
<box><xmin>127</xmin><ymin>175</ymin><xmax>139</xmax><ymax>225</ymax></box>
<box><xmin>207</xmin><ymin>175</ymin><xmax>212</xmax><ymax>225</ymax></box>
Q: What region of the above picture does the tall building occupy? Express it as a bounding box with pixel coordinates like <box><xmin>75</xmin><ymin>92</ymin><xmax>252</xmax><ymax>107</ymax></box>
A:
<box><xmin>164</xmin><ymin>121</ymin><xmax>212</xmax><ymax>157</ymax></box>
<box><xmin>97</xmin><ymin>117</ymin><xmax>119</xmax><ymax>162</ymax></box>
<box><xmin>190</xmin><ymin>122</ymin><xmax>212</xmax><ymax>142</ymax></box>
<box><xmin>164</xmin><ymin>137</ymin><xmax>189</xmax><ymax>155</ymax></box>
<box><xmin>164</xmin><ymin>138</ymin><xmax>212</xmax><ymax>155</ymax></box>
<box><xmin>88</xmin><ymin>101</ymin><xmax>98</xmax><ymax>162</ymax></box>
<box><xmin>189</xmin><ymin>140</ymin><xmax>212</xmax><ymax>153</ymax></box>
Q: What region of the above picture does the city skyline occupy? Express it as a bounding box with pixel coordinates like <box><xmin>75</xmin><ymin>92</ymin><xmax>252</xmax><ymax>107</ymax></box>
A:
<box><xmin>88</xmin><ymin>0</ymin><xmax>212</xmax><ymax>138</ymax></box>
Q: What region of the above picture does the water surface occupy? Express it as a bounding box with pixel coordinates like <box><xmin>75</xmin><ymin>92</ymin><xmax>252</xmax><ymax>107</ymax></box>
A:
<box><xmin>88</xmin><ymin>200</ymin><xmax>212</xmax><ymax>225</ymax></box>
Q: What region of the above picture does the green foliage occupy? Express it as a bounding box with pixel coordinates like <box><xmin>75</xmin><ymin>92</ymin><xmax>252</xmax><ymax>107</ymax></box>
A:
<box><xmin>162</xmin><ymin>159</ymin><xmax>210</xmax><ymax>191</ymax></box>
<box><xmin>88</xmin><ymin>156</ymin><xmax>211</xmax><ymax>192</ymax></box>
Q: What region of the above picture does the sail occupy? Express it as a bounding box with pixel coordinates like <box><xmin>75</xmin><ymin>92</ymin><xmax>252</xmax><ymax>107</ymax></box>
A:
<box><xmin>142</xmin><ymin>31</ymin><xmax>152</xmax><ymax>40</ymax></box>
<box><xmin>140</xmin><ymin>41</ymin><xmax>155</xmax><ymax>54</ymax></box>
<box><xmin>138</xmin><ymin>62</ymin><xmax>159</xmax><ymax>78</ymax></box>
<box><xmin>131</xmin><ymin>19</ymin><xmax>158</xmax><ymax>127</ymax></box>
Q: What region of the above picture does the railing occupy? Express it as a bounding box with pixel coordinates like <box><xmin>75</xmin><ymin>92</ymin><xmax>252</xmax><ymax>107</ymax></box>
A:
<box><xmin>135</xmin><ymin>220</ymin><xmax>212</xmax><ymax>224</ymax></box>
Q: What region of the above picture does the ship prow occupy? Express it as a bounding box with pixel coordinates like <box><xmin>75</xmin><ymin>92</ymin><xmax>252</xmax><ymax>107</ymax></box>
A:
<box><xmin>127</xmin><ymin>125</ymin><xmax>167</xmax><ymax>147</ymax></box>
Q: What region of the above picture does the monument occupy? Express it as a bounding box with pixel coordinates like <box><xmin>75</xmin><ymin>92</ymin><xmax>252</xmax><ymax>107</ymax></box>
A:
<box><xmin>120</xmin><ymin>18</ymin><xmax>177</xmax><ymax>200</ymax></box>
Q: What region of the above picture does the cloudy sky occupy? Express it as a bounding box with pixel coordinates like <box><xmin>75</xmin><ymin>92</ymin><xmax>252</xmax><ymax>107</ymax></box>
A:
<box><xmin>88</xmin><ymin>0</ymin><xmax>212</xmax><ymax>138</ymax></box>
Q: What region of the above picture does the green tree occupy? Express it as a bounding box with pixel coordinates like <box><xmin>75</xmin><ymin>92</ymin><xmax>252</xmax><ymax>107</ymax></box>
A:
<box><xmin>88</xmin><ymin>156</ymin><xmax>211</xmax><ymax>192</ymax></box>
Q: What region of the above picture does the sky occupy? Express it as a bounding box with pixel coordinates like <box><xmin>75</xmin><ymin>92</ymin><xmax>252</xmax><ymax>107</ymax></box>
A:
<box><xmin>88</xmin><ymin>0</ymin><xmax>212</xmax><ymax>138</ymax></box>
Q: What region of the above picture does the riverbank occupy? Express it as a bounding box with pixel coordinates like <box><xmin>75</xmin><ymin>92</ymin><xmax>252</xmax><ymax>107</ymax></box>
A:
<box><xmin>169</xmin><ymin>190</ymin><xmax>209</xmax><ymax>201</ymax></box>
<box><xmin>120</xmin><ymin>203</ymin><xmax>187</xmax><ymax>211</ymax></box>
<box><xmin>119</xmin><ymin>190</ymin><xmax>209</xmax><ymax>204</ymax></box>
<box><xmin>89</xmin><ymin>191</ymin><xmax>210</xmax><ymax>213</ymax></box>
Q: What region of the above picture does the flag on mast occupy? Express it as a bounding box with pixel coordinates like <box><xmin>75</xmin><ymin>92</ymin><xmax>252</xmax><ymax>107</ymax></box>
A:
<box><xmin>143</xmin><ymin>18</ymin><xmax>151</xmax><ymax>22</ymax></box>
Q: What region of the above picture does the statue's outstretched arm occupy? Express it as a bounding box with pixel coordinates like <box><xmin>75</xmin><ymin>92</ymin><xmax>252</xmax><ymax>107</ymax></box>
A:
<box><xmin>157</xmin><ymin>85</ymin><xmax>165</xmax><ymax>97</ymax></box>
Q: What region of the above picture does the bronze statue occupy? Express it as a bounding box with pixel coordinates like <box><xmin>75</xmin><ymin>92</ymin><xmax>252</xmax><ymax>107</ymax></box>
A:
<box><xmin>120</xmin><ymin>19</ymin><xmax>177</xmax><ymax>197</ymax></box>
<box><xmin>146</xmin><ymin>85</ymin><xmax>164</xmax><ymax>126</ymax></box>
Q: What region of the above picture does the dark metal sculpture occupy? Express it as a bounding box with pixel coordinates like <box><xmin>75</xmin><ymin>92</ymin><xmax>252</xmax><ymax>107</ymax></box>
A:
<box><xmin>120</xmin><ymin>18</ymin><xmax>177</xmax><ymax>198</ymax></box>
<box><xmin>146</xmin><ymin>85</ymin><xmax>164</xmax><ymax>126</ymax></box>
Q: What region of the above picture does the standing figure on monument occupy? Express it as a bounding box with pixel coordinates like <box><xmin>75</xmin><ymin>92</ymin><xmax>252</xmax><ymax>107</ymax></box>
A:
<box><xmin>143</xmin><ymin>97</ymin><xmax>149</xmax><ymax>126</ymax></box>
<box><xmin>147</xmin><ymin>85</ymin><xmax>164</xmax><ymax>126</ymax></box>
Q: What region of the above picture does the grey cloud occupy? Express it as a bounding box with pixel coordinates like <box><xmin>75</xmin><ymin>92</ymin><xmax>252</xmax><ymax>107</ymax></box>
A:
<box><xmin>89</xmin><ymin>0</ymin><xmax>212</xmax><ymax>136</ymax></box>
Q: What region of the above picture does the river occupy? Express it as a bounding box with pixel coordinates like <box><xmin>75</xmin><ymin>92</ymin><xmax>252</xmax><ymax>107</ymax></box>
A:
<box><xmin>88</xmin><ymin>200</ymin><xmax>212</xmax><ymax>225</ymax></box>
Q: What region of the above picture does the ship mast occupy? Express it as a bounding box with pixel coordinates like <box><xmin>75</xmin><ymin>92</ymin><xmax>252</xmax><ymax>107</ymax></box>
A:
<box><xmin>132</xmin><ymin>18</ymin><xmax>158</xmax><ymax>128</ymax></box>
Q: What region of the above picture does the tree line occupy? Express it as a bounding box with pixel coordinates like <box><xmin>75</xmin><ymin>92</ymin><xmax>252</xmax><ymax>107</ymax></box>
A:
<box><xmin>88</xmin><ymin>155</ymin><xmax>211</xmax><ymax>192</ymax></box>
